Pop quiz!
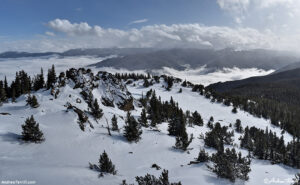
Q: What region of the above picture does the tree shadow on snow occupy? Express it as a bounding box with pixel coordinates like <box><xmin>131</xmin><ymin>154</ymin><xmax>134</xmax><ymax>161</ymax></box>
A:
<box><xmin>0</xmin><ymin>132</ymin><xmax>24</xmax><ymax>144</ymax></box>
<box><xmin>204</xmin><ymin>175</ymin><xmax>234</xmax><ymax>185</ymax></box>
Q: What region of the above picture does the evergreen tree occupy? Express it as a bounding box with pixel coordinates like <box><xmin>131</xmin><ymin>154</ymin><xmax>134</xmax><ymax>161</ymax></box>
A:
<box><xmin>135</xmin><ymin>169</ymin><xmax>182</xmax><ymax>185</ymax></box>
<box><xmin>0</xmin><ymin>81</ymin><xmax>7</xmax><ymax>103</ymax></box>
<box><xmin>234</xmin><ymin>119</ymin><xmax>243</xmax><ymax>133</ymax></box>
<box><xmin>207</xmin><ymin>116</ymin><xmax>214</xmax><ymax>129</ymax></box>
<box><xmin>99</xmin><ymin>151</ymin><xmax>116</xmax><ymax>175</ymax></box>
<box><xmin>240</xmin><ymin>126</ymin><xmax>253</xmax><ymax>151</ymax></box>
<box><xmin>209</xmin><ymin>148</ymin><xmax>251</xmax><ymax>182</ymax></box>
<box><xmin>47</xmin><ymin>65</ymin><xmax>56</xmax><ymax>89</ymax></box>
<box><xmin>91</xmin><ymin>99</ymin><xmax>103</xmax><ymax>119</ymax></box>
<box><xmin>181</xmin><ymin>80</ymin><xmax>187</xmax><ymax>87</ymax></box>
<box><xmin>111</xmin><ymin>115</ymin><xmax>119</xmax><ymax>131</ymax></box>
<box><xmin>21</xmin><ymin>115</ymin><xmax>44</xmax><ymax>143</ymax></box>
<box><xmin>33</xmin><ymin>68</ymin><xmax>45</xmax><ymax>91</ymax></box>
<box><xmin>192</xmin><ymin>111</ymin><xmax>203</xmax><ymax>126</ymax></box>
<box><xmin>26</xmin><ymin>95</ymin><xmax>39</xmax><ymax>108</ymax></box>
<box><xmin>11</xmin><ymin>87</ymin><xmax>16</xmax><ymax>102</ymax></box>
<box><xmin>143</xmin><ymin>79</ymin><xmax>150</xmax><ymax>87</ymax></box>
<box><xmin>174</xmin><ymin>113</ymin><xmax>193</xmax><ymax>151</ymax></box>
<box><xmin>124</xmin><ymin>112</ymin><xmax>142</xmax><ymax>142</ymax></box>
<box><xmin>232</xmin><ymin>107</ymin><xmax>238</xmax><ymax>113</ymax></box>
<box><xmin>197</xmin><ymin>149</ymin><xmax>209</xmax><ymax>162</ymax></box>
<box><xmin>139</xmin><ymin>108</ymin><xmax>148</xmax><ymax>127</ymax></box>
<box><xmin>204</xmin><ymin>122</ymin><xmax>233</xmax><ymax>151</ymax></box>
<box><xmin>4</xmin><ymin>76</ymin><xmax>9</xmax><ymax>97</ymax></box>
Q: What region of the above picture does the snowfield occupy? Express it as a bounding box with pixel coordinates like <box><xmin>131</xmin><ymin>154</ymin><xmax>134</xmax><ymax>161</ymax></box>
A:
<box><xmin>0</xmin><ymin>69</ymin><xmax>298</xmax><ymax>185</ymax></box>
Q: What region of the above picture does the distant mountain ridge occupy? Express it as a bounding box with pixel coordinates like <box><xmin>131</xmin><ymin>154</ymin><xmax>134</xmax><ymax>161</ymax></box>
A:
<box><xmin>1</xmin><ymin>48</ymin><xmax>298</xmax><ymax>71</ymax></box>
<box><xmin>208</xmin><ymin>67</ymin><xmax>300</xmax><ymax>93</ymax></box>
<box><xmin>0</xmin><ymin>48</ymin><xmax>156</xmax><ymax>59</ymax></box>
<box><xmin>91</xmin><ymin>48</ymin><xmax>299</xmax><ymax>70</ymax></box>
<box><xmin>0</xmin><ymin>51</ymin><xmax>59</xmax><ymax>58</ymax></box>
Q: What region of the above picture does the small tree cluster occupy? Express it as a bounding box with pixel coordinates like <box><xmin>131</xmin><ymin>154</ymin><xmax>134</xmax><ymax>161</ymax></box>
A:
<box><xmin>208</xmin><ymin>148</ymin><xmax>251</xmax><ymax>182</ymax></box>
<box><xmin>196</xmin><ymin>148</ymin><xmax>209</xmax><ymax>163</ymax></box>
<box><xmin>26</xmin><ymin>94</ymin><xmax>39</xmax><ymax>108</ymax></box>
<box><xmin>33</xmin><ymin>68</ymin><xmax>45</xmax><ymax>91</ymax></box>
<box><xmin>135</xmin><ymin>169</ymin><xmax>182</xmax><ymax>185</ymax></box>
<box><xmin>204</xmin><ymin>122</ymin><xmax>234</xmax><ymax>151</ymax></box>
<box><xmin>241</xmin><ymin>126</ymin><xmax>300</xmax><ymax>168</ymax></box>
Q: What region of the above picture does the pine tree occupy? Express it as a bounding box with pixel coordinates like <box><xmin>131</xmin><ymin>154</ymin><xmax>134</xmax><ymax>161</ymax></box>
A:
<box><xmin>234</xmin><ymin>119</ymin><xmax>243</xmax><ymax>133</ymax></box>
<box><xmin>232</xmin><ymin>107</ymin><xmax>238</xmax><ymax>113</ymax></box>
<box><xmin>11</xmin><ymin>87</ymin><xmax>16</xmax><ymax>102</ymax></box>
<box><xmin>139</xmin><ymin>108</ymin><xmax>148</xmax><ymax>127</ymax></box>
<box><xmin>111</xmin><ymin>115</ymin><xmax>119</xmax><ymax>131</ymax></box>
<box><xmin>143</xmin><ymin>79</ymin><xmax>150</xmax><ymax>87</ymax></box>
<box><xmin>0</xmin><ymin>81</ymin><xmax>7</xmax><ymax>103</ymax></box>
<box><xmin>47</xmin><ymin>65</ymin><xmax>56</xmax><ymax>89</ymax></box>
<box><xmin>33</xmin><ymin>68</ymin><xmax>45</xmax><ymax>91</ymax></box>
<box><xmin>99</xmin><ymin>151</ymin><xmax>116</xmax><ymax>175</ymax></box>
<box><xmin>21</xmin><ymin>115</ymin><xmax>44</xmax><ymax>143</ymax></box>
<box><xmin>91</xmin><ymin>99</ymin><xmax>103</xmax><ymax>119</ymax></box>
<box><xmin>192</xmin><ymin>111</ymin><xmax>203</xmax><ymax>126</ymax></box>
<box><xmin>174</xmin><ymin>113</ymin><xmax>193</xmax><ymax>151</ymax></box>
<box><xmin>159</xmin><ymin>169</ymin><xmax>170</xmax><ymax>185</ymax></box>
<box><xmin>209</xmin><ymin>148</ymin><xmax>251</xmax><ymax>182</ymax></box>
<box><xmin>124</xmin><ymin>112</ymin><xmax>142</xmax><ymax>142</ymax></box>
<box><xmin>135</xmin><ymin>169</ymin><xmax>182</xmax><ymax>185</ymax></box>
<box><xmin>207</xmin><ymin>116</ymin><xmax>214</xmax><ymax>129</ymax></box>
<box><xmin>197</xmin><ymin>149</ymin><xmax>209</xmax><ymax>162</ymax></box>
<box><xmin>4</xmin><ymin>76</ymin><xmax>9</xmax><ymax>97</ymax></box>
<box><xmin>26</xmin><ymin>95</ymin><xmax>39</xmax><ymax>108</ymax></box>
<box><xmin>181</xmin><ymin>80</ymin><xmax>187</xmax><ymax>87</ymax></box>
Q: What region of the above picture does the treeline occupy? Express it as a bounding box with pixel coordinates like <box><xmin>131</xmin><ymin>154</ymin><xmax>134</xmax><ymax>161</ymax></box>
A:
<box><xmin>241</xmin><ymin>126</ymin><xmax>300</xmax><ymax>168</ymax></box>
<box><xmin>0</xmin><ymin>65</ymin><xmax>56</xmax><ymax>103</ymax></box>
<box><xmin>205</xmin><ymin>85</ymin><xmax>300</xmax><ymax>138</ymax></box>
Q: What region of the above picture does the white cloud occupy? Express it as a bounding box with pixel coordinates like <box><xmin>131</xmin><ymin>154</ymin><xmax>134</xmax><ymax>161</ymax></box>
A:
<box><xmin>1</xmin><ymin>18</ymin><xmax>299</xmax><ymax>52</ymax></box>
<box><xmin>47</xmin><ymin>19</ymin><xmax>104</xmax><ymax>36</ymax></box>
<box><xmin>45</xmin><ymin>31</ymin><xmax>55</xmax><ymax>36</ymax></box>
<box><xmin>217</xmin><ymin>0</ymin><xmax>250</xmax><ymax>14</ymax></box>
<box><xmin>129</xmin><ymin>19</ymin><xmax>148</xmax><ymax>25</ymax></box>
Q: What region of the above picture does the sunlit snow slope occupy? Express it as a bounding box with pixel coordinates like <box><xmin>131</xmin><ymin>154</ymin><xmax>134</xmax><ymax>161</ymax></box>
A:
<box><xmin>0</xmin><ymin>70</ymin><xmax>297</xmax><ymax>185</ymax></box>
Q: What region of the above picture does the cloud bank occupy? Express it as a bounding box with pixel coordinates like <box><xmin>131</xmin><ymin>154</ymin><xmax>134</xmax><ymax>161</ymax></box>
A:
<box><xmin>0</xmin><ymin>19</ymin><xmax>281</xmax><ymax>52</ymax></box>
<box><xmin>1</xmin><ymin>0</ymin><xmax>300</xmax><ymax>52</ymax></box>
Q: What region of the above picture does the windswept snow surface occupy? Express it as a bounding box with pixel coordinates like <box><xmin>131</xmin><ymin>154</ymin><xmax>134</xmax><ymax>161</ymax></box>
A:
<box><xmin>0</xmin><ymin>75</ymin><xmax>298</xmax><ymax>185</ymax></box>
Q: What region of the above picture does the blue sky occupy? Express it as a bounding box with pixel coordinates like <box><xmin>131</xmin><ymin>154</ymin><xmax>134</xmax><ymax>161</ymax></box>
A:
<box><xmin>1</xmin><ymin>0</ymin><xmax>300</xmax><ymax>52</ymax></box>
<box><xmin>0</xmin><ymin>0</ymin><xmax>230</xmax><ymax>38</ymax></box>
